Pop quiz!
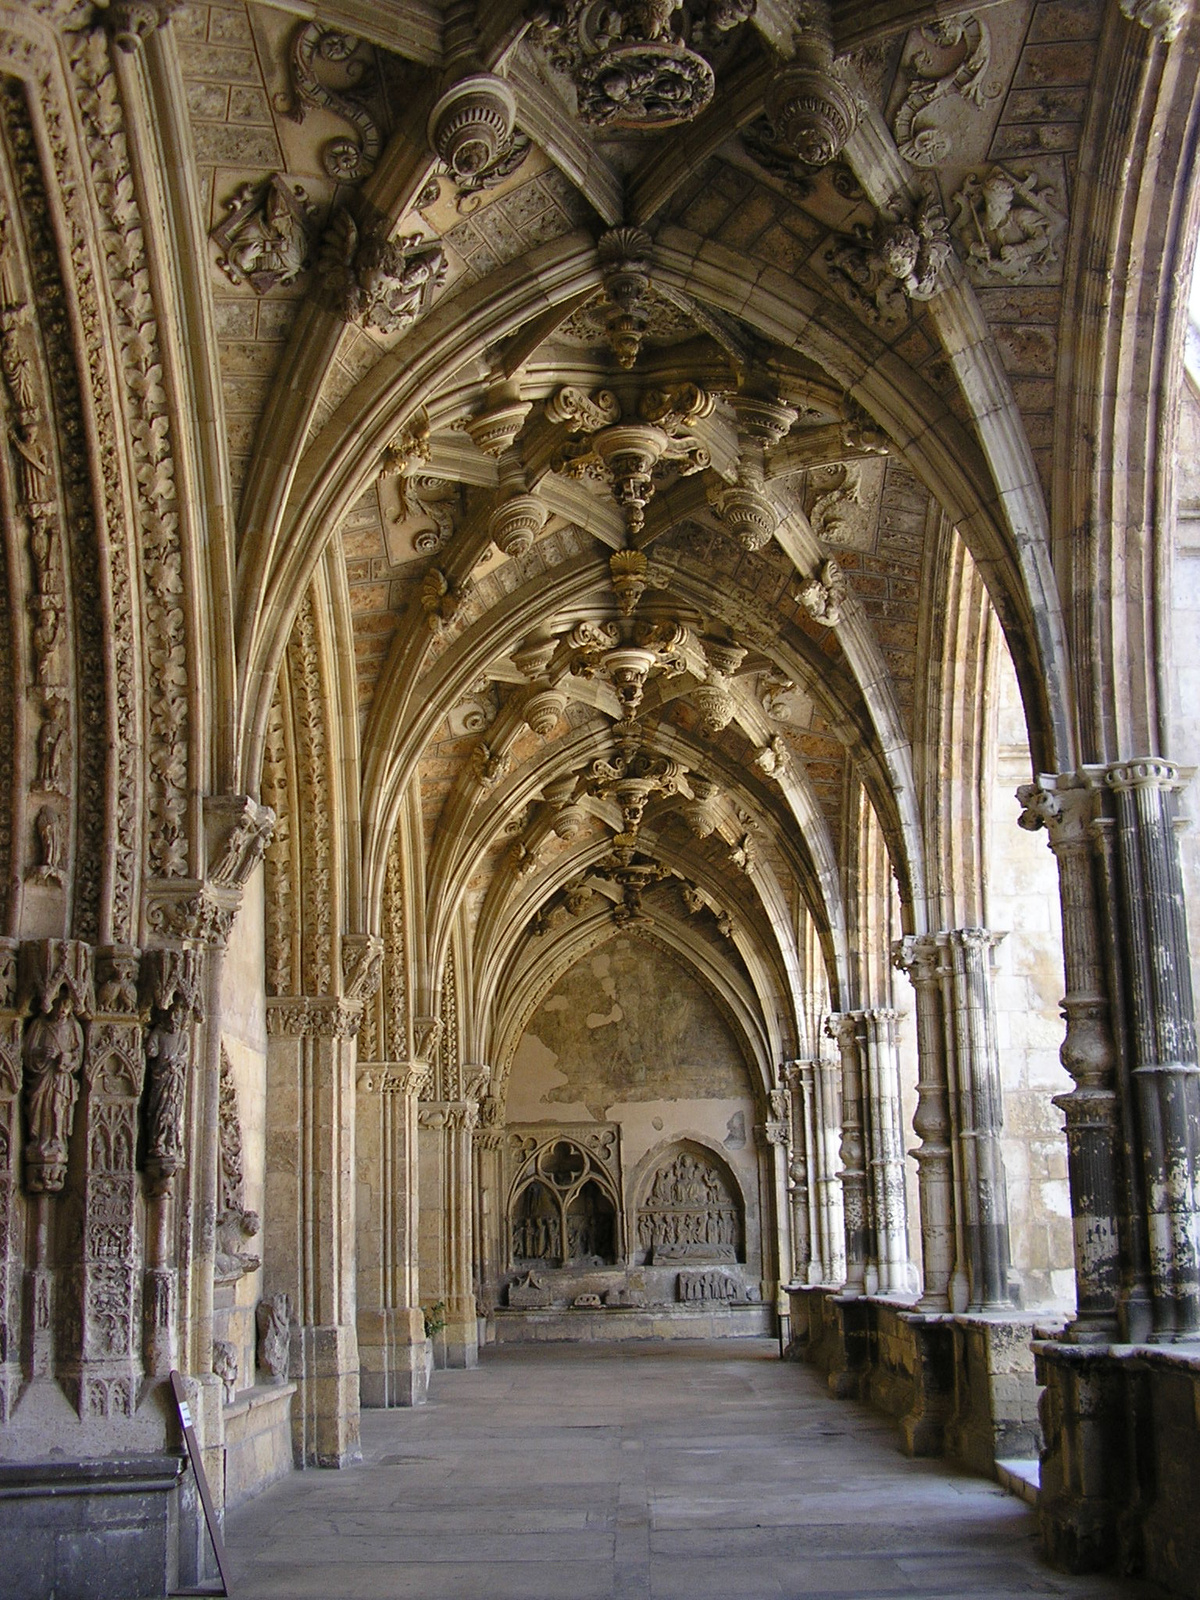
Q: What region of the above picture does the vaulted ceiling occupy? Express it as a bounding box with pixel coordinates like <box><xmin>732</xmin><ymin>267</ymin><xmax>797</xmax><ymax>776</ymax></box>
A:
<box><xmin>184</xmin><ymin>0</ymin><xmax>1111</xmax><ymax>1068</ymax></box>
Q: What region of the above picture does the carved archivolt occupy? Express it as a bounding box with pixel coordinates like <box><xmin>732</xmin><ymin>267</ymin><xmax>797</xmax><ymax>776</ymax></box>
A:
<box><xmin>69</xmin><ymin>27</ymin><xmax>189</xmax><ymax>884</ymax></box>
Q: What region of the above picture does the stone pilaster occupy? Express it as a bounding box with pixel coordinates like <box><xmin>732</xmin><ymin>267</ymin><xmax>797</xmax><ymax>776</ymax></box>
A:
<box><xmin>1017</xmin><ymin>776</ymin><xmax>1124</xmax><ymax>1341</ymax></box>
<box><xmin>761</xmin><ymin>1089</ymin><xmax>792</xmax><ymax>1314</ymax></box>
<box><xmin>1103</xmin><ymin>758</ymin><xmax>1200</xmax><ymax>1340</ymax></box>
<box><xmin>893</xmin><ymin>935</ymin><xmax>956</xmax><ymax>1310</ymax></box>
<box><xmin>418</xmin><ymin>1096</ymin><xmax>480</xmax><ymax>1368</ymax></box>
<box><xmin>473</xmin><ymin>1093</ymin><xmax>505</xmax><ymax>1316</ymax></box>
<box><xmin>356</xmin><ymin>1060</ymin><xmax>430</xmax><ymax>1407</ymax></box>
<box><xmin>266</xmin><ymin>996</ymin><xmax>364</xmax><ymax>1466</ymax></box>
<box><xmin>827</xmin><ymin>1013</ymin><xmax>869</xmax><ymax>1294</ymax></box>
<box><xmin>63</xmin><ymin>946</ymin><xmax>145</xmax><ymax>1421</ymax></box>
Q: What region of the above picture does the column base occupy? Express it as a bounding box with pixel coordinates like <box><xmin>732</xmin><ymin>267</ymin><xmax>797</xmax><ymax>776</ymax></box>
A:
<box><xmin>436</xmin><ymin>1301</ymin><xmax>479</xmax><ymax>1370</ymax></box>
<box><xmin>358</xmin><ymin>1308</ymin><xmax>431</xmax><ymax>1407</ymax></box>
<box><xmin>291</xmin><ymin>1323</ymin><xmax>362</xmax><ymax>1467</ymax></box>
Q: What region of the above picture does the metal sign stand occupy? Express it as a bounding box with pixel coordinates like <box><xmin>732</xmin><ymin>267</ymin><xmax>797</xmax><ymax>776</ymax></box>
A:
<box><xmin>170</xmin><ymin>1369</ymin><xmax>232</xmax><ymax>1597</ymax></box>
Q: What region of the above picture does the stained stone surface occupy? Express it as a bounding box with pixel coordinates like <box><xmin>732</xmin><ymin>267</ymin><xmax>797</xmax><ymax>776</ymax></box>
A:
<box><xmin>222</xmin><ymin>1341</ymin><xmax>1167</xmax><ymax>1599</ymax></box>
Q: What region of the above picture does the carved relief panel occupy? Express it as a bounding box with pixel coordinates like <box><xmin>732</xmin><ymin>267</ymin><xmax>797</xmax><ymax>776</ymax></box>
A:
<box><xmin>506</xmin><ymin>1127</ymin><xmax>621</xmax><ymax>1270</ymax></box>
<box><xmin>635</xmin><ymin>1143</ymin><xmax>744</xmax><ymax>1265</ymax></box>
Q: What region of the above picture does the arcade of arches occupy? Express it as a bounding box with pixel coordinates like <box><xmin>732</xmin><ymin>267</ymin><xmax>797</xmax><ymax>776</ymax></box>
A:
<box><xmin>0</xmin><ymin>0</ymin><xmax>1198</xmax><ymax>1595</ymax></box>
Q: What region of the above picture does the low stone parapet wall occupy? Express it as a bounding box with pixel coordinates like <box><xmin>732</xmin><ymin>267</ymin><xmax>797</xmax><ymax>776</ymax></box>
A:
<box><xmin>494</xmin><ymin>1304</ymin><xmax>774</xmax><ymax>1342</ymax></box>
<box><xmin>786</xmin><ymin>1286</ymin><xmax>1063</xmax><ymax>1474</ymax></box>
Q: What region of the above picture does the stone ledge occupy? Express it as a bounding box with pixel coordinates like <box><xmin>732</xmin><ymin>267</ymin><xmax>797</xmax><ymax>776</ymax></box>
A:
<box><xmin>223</xmin><ymin>1382</ymin><xmax>296</xmax><ymax>1511</ymax></box>
<box><xmin>494</xmin><ymin>1304</ymin><xmax>773</xmax><ymax>1342</ymax></box>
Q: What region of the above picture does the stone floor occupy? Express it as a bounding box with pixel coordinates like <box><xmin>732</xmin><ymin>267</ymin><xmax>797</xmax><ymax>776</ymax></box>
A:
<box><xmin>222</xmin><ymin>1339</ymin><xmax>1167</xmax><ymax>1600</ymax></box>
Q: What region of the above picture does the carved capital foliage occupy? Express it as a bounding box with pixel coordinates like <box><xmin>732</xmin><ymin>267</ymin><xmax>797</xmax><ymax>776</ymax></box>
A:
<box><xmin>358</xmin><ymin>1060</ymin><xmax>431</xmax><ymax>1097</ymax></box>
<box><xmin>1016</xmin><ymin>774</ymin><xmax>1095</xmax><ymax>848</ymax></box>
<box><xmin>824</xmin><ymin>1011</ymin><xmax>858</xmax><ymax>1055</ymax></box>
<box><xmin>412</xmin><ymin>1014</ymin><xmax>441</xmax><ymax>1064</ymax></box>
<box><xmin>417</xmin><ymin>1099</ymin><xmax>477</xmax><ymax>1132</ymax></box>
<box><xmin>891</xmin><ymin>933</ymin><xmax>940</xmax><ymax>986</ymax></box>
<box><xmin>266</xmin><ymin>995</ymin><xmax>363</xmax><ymax>1038</ymax></box>
<box><xmin>101</xmin><ymin>1</ymin><xmax>178</xmax><ymax>54</ymax></box>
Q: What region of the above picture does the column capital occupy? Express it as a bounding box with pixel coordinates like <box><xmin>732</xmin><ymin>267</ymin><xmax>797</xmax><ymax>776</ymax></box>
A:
<box><xmin>418</xmin><ymin>1099</ymin><xmax>478</xmax><ymax>1131</ymax></box>
<box><xmin>1098</xmin><ymin>757</ymin><xmax>1194</xmax><ymax>796</ymax></box>
<box><xmin>892</xmin><ymin>932</ymin><xmax>940</xmax><ymax>982</ymax></box>
<box><xmin>1016</xmin><ymin>773</ymin><xmax>1096</xmax><ymax>846</ymax></box>
<box><xmin>267</xmin><ymin>996</ymin><xmax>362</xmax><ymax>1038</ymax></box>
<box><xmin>824</xmin><ymin>1011</ymin><xmax>859</xmax><ymax>1052</ymax></box>
<box><xmin>357</xmin><ymin>1061</ymin><xmax>431</xmax><ymax>1096</ymax></box>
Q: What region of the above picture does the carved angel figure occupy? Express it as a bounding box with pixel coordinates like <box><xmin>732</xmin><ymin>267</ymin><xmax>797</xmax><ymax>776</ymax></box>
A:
<box><xmin>797</xmin><ymin>558</ymin><xmax>847</xmax><ymax>627</ymax></box>
<box><xmin>23</xmin><ymin>985</ymin><xmax>85</xmax><ymax>1192</ymax></box>
<box><xmin>874</xmin><ymin>200</ymin><xmax>952</xmax><ymax>303</ymax></box>
<box><xmin>318</xmin><ymin>211</ymin><xmax>447</xmax><ymax>336</ymax></box>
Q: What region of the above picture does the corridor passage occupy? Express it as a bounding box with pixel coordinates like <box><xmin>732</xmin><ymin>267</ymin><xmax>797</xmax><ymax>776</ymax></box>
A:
<box><xmin>223</xmin><ymin>1340</ymin><xmax>1163</xmax><ymax>1600</ymax></box>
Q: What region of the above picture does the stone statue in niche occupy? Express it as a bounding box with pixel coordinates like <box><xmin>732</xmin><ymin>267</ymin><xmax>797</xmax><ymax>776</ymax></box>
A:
<box><xmin>638</xmin><ymin>1148</ymin><xmax>741</xmax><ymax>1263</ymax></box>
<box><xmin>35</xmin><ymin>692</ymin><xmax>68</xmax><ymax>794</ymax></box>
<box><xmin>29</xmin><ymin>805</ymin><xmax>66</xmax><ymax>887</ymax></box>
<box><xmin>511</xmin><ymin>1180</ymin><xmax>562</xmax><ymax>1264</ymax></box>
<box><xmin>23</xmin><ymin>980</ymin><xmax>85</xmax><ymax>1192</ymax></box>
<box><xmin>256</xmin><ymin>1292</ymin><xmax>292</xmax><ymax>1382</ymax></box>
<box><xmin>509</xmin><ymin>1138</ymin><xmax>618</xmax><ymax>1268</ymax></box>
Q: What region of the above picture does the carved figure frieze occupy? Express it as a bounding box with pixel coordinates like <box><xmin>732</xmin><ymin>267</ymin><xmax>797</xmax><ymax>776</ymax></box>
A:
<box><xmin>677</xmin><ymin>1267</ymin><xmax>739</xmax><ymax>1301</ymax></box>
<box><xmin>211</xmin><ymin>174</ymin><xmax>317</xmax><ymax>294</ymax></box>
<box><xmin>950</xmin><ymin>166</ymin><xmax>1066</xmax><ymax>284</ymax></box>
<box><xmin>276</xmin><ymin>22</ymin><xmax>382</xmax><ymax>181</ymax></box>
<box><xmin>317</xmin><ymin>211</ymin><xmax>447</xmax><ymax>335</ymax></box>
<box><xmin>638</xmin><ymin>1147</ymin><xmax>741</xmax><ymax>1262</ymax></box>
<box><xmin>892</xmin><ymin>13</ymin><xmax>1000</xmax><ymax>169</ymax></box>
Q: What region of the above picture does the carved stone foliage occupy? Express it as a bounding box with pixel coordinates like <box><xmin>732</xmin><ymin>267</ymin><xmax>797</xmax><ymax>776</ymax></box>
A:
<box><xmin>382</xmin><ymin>836</ymin><xmax>407</xmax><ymax>1062</ymax></box>
<box><xmin>950</xmin><ymin>166</ymin><xmax>1066</xmax><ymax>285</ymax></box>
<box><xmin>70</xmin><ymin>28</ymin><xmax>189</xmax><ymax>882</ymax></box>
<box><xmin>824</xmin><ymin>199</ymin><xmax>951</xmax><ymax>330</ymax></box>
<box><xmin>256</xmin><ymin>1292</ymin><xmax>292</xmax><ymax>1382</ymax></box>
<box><xmin>891</xmin><ymin>13</ymin><xmax>1000</xmax><ymax>168</ymax></box>
<box><xmin>211</xmin><ymin>174</ymin><xmax>317</xmax><ymax>295</ymax></box>
<box><xmin>262</xmin><ymin>685</ymin><xmax>293</xmax><ymax>996</ymax></box>
<box><xmin>20</xmin><ymin>940</ymin><xmax>92</xmax><ymax>1194</ymax></box>
<box><xmin>637</xmin><ymin>1146</ymin><xmax>742</xmax><ymax>1263</ymax></box>
<box><xmin>317</xmin><ymin>211</ymin><xmax>446</xmax><ymax>336</ymax></box>
<box><xmin>290</xmin><ymin>594</ymin><xmax>332</xmax><ymax>997</ymax></box>
<box><xmin>275</xmin><ymin>22</ymin><xmax>383</xmax><ymax>182</ymax></box>
<box><xmin>141</xmin><ymin>947</ymin><xmax>203</xmax><ymax>1196</ymax></box>
<box><xmin>102</xmin><ymin>2</ymin><xmax>176</xmax><ymax>55</ymax></box>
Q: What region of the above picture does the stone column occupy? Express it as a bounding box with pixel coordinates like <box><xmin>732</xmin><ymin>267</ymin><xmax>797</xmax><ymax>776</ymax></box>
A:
<box><xmin>418</xmin><ymin>1097</ymin><xmax>480</xmax><ymax>1368</ymax></box>
<box><xmin>893</xmin><ymin>935</ymin><xmax>956</xmax><ymax>1311</ymax></box>
<box><xmin>944</xmin><ymin>930</ymin><xmax>1014</xmax><ymax>1310</ymax></box>
<box><xmin>813</xmin><ymin>1045</ymin><xmax>846</xmax><ymax>1284</ymax></box>
<box><xmin>860</xmin><ymin>1008</ymin><xmax>911</xmax><ymax>1295</ymax></box>
<box><xmin>1104</xmin><ymin>759</ymin><xmax>1200</xmax><ymax>1340</ymax></box>
<box><xmin>1017</xmin><ymin>778</ymin><xmax>1124</xmax><ymax>1342</ymax></box>
<box><xmin>762</xmin><ymin>1089</ymin><xmax>792</xmax><ymax>1315</ymax></box>
<box><xmin>0</xmin><ymin>938</ymin><xmax>22</xmax><ymax>1423</ymax></box>
<box><xmin>265</xmin><ymin>997</ymin><xmax>363</xmax><ymax>1466</ymax></box>
<box><xmin>356</xmin><ymin>1061</ymin><xmax>430</xmax><ymax>1407</ymax></box>
<box><xmin>827</xmin><ymin>1013</ymin><xmax>869</xmax><ymax>1294</ymax></box>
